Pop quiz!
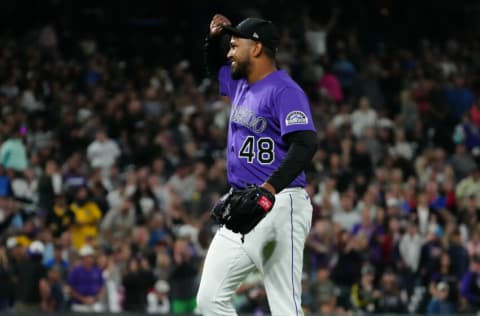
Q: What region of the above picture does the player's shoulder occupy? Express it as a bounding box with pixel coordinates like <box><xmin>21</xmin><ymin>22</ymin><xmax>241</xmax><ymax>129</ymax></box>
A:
<box><xmin>270</xmin><ymin>71</ymin><xmax>307</xmax><ymax>99</ymax></box>
<box><xmin>268</xmin><ymin>71</ymin><xmax>304</xmax><ymax>93</ymax></box>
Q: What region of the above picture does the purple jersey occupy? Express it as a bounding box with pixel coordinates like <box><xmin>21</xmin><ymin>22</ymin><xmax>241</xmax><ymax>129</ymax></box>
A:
<box><xmin>68</xmin><ymin>265</ymin><xmax>104</xmax><ymax>302</ymax></box>
<box><xmin>219</xmin><ymin>65</ymin><xmax>316</xmax><ymax>189</ymax></box>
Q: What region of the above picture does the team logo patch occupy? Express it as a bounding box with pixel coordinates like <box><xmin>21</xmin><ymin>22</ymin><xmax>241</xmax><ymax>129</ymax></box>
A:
<box><xmin>285</xmin><ymin>111</ymin><xmax>308</xmax><ymax>126</ymax></box>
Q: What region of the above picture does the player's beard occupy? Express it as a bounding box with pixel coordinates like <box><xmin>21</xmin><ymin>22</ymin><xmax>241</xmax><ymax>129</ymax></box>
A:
<box><xmin>231</xmin><ymin>59</ymin><xmax>250</xmax><ymax>80</ymax></box>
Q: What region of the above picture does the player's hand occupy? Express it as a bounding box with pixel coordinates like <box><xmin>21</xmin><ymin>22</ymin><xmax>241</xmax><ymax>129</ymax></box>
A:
<box><xmin>210</xmin><ymin>14</ymin><xmax>231</xmax><ymax>37</ymax></box>
<box><xmin>83</xmin><ymin>296</ymin><xmax>96</xmax><ymax>305</ymax></box>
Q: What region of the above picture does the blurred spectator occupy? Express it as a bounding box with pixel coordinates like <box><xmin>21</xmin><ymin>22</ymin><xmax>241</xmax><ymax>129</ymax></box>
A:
<box><xmin>418</xmin><ymin>229</ymin><xmax>443</xmax><ymax>285</ymax></box>
<box><xmin>96</xmin><ymin>250</ymin><xmax>122</xmax><ymax>313</ymax></box>
<box><xmin>147</xmin><ymin>279</ymin><xmax>171</xmax><ymax>314</ymax></box>
<box><xmin>0</xmin><ymin>166</ymin><xmax>12</xmax><ymax>199</ymax></box>
<box><xmin>45</xmin><ymin>194</ymin><xmax>74</xmax><ymax>238</ymax></box>
<box><xmin>62</xmin><ymin>153</ymin><xmax>89</xmax><ymax>199</ymax></box>
<box><xmin>148</xmin><ymin>213</ymin><xmax>173</xmax><ymax>248</ymax></box>
<box><xmin>309</xmin><ymin>265</ymin><xmax>337</xmax><ymax>313</ymax></box>
<box><xmin>106</xmin><ymin>175</ymin><xmax>135</xmax><ymax>212</ymax></box>
<box><xmin>456</xmin><ymin>166</ymin><xmax>480</xmax><ymax>209</ymax></box>
<box><xmin>37</xmin><ymin>160</ymin><xmax>62</xmax><ymax>216</ymax></box>
<box><xmin>0</xmin><ymin>245</ymin><xmax>14</xmax><ymax>311</ymax></box>
<box><xmin>446</xmin><ymin>76</ymin><xmax>474</xmax><ymax>121</ymax></box>
<box><xmin>67</xmin><ymin>245</ymin><xmax>105</xmax><ymax>312</ymax></box>
<box><xmin>349</xmin><ymin>139</ymin><xmax>373</xmax><ymax>187</ymax></box>
<box><xmin>390</xmin><ymin>129</ymin><xmax>414</xmax><ymax>161</ymax></box>
<box><xmin>377</xmin><ymin>268</ymin><xmax>407</xmax><ymax>313</ymax></box>
<box><xmin>313</xmin><ymin>174</ymin><xmax>340</xmax><ymax>215</ymax></box>
<box><xmin>304</xmin><ymin>8</ymin><xmax>339</xmax><ymax>58</ymax></box>
<box><xmin>427</xmin><ymin>281</ymin><xmax>456</xmax><ymax>314</ymax></box>
<box><xmin>450</xmin><ymin>143</ymin><xmax>477</xmax><ymax>180</ymax></box>
<box><xmin>362</xmin><ymin>126</ymin><xmax>384</xmax><ymax>166</ymax></box>
<box><xmin>306</xmin><ymin>219</ymin><xmax>336</xmax><ymax>272</ymax></box>
<box><xmin>448</xmin><ymin>229</ymin><xmax>469</xmax><ymax>280</ymax></box>
<box><xmin>70</xmin><ymin>187</ymin><xmax>102</xmax><ymax>249</ymax></box>
<box><xmin>130</xmin><ymin>226</ymin><xmax>151</xmax><ymax>258</ymax></box>
<box><xmin>466</xmin><ymin>225</ymin><xmax>480</xmax><ymax>258</ymax></box>
<box><xmin>187</xmin><ymin>176</ymin><xmax>212</xmax><ymax>220</ymax></box>
<box><xmin>14</xmin><ymin>241</ymin><xmax>46</xmax><ymax>312</ymax></box>
<box><xmin>398</xmin><ymin>220</ymin><xmax>423</xmax><ymax>295</ymax></box>
<box><xmin>319</xmin><ymin>64</ymin><xmax>343</xmax><ymax>103</ymax></box>
<box><xmin>351</xmin><ymin>97</ymin><xmax>377</xmax><ymax>138</ymax></box>
<box><xmin>333</xmin><ymin>52</ymin><xmax>357</xmax><ymax>97</ymax></box>
<box><xmin>169</xmin><ymin>238</ymin><xmax>197</xmax><ymax>314</ymax></box>
<box><xmin>167</xmin><ymin>160</ymin><xmax>195</xmax><ymax>203</ymax></box>
<box><xmin>86</xmin><ymin>130</ymin><xmax>121</xmax><ymax>175</ymax></box>
<box><xmin>39</xmin><ymin>266</ymin><xmax>65</xmax><ymax>312</ymax></box>
<box><xmin>44</xmin><ymin>242</ymin><xmax>69</xmax><ymax>279</ymax></box>
<box><xmin>122</xmin><ymin>257</ymin><xmax>155</xmax><ymax>312</ymax></box>
<box><xmin>100</xmin><ymin>197</ymin><xmax>136</xmax><ymax>244</ymax></box>
<box><xmin>460</xmin><ymin>254</ymin><xmax>480</xmax><ymax>311</ymax></box>
<box><xmin>331</xmin><ymin>230</ymin><xmax>362</xmax><ymax>306</ymax></box>
<box><xmin>333</xmin><ymin>193</ymin><xmax>360</xmax><ymax>231</ymax></box>
<box><xmin>429</xmin><ymin>251</ymin><xmax>459</xmax><ymax>311</ymax></box>
<box><xmin>0</xmin><ymin>126</ymin><xmax>28</xmax><ymax>172</ymax></box>
<box><xmin>132</xmin><ymin>179</ymin><xmax>158</xmax><ymax>225</ymax></box>
<box><xmin>350</xmin><ymin>264</ymin><xmax>379</xmax><ymax>313</ymax></box>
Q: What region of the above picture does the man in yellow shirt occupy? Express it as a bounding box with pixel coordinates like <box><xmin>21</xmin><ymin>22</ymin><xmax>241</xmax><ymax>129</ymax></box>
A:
<box><xmin>70</xmin><ymin>187</ymin><xmax>102</xmax><ymax>249</ymax></box>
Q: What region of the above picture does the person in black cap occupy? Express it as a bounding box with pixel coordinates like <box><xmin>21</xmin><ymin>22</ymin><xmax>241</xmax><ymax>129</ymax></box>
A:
<box><xmin>197</xmin><ymin>13</ymin><xmax>317</xmax><ymax>316</ymax></box>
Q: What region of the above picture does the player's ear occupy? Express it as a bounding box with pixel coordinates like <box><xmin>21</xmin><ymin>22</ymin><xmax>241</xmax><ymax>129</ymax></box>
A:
<box><xmin>251</xmin><ymin>41</ymin><xmax>263</xmax><ymax>58</ymax></box>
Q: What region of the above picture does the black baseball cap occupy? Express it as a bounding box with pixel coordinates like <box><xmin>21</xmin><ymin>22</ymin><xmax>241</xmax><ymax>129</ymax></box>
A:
<box><xmin>222</xmin><ymin>18</ymin><xmax>279</xmax><ymax>51</ymax></box>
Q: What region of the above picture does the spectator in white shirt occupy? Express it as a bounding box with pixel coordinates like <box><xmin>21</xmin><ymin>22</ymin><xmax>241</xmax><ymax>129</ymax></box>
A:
<box><xmin>147</xmin><ymin>280</ymin><xmax>170</xmax><ymax>314</ymax></box>
<box><xmin>332</xmin><ymin>193</ymin><xmax>360</xmax><ymax>231</ymax></box>
<box><xmin>399</xmin><ymin>220</ymin><xmax>424</xmax><ymax>273</ymax></box>
<box><xmin>351</xmin><ymin>96</ymin><xmax>378</xmax><ymax>137</ymax></box>
<box><xmin>86</xmin><ymin>130</ymin><xmax>120</xmax><ymax>174</ymax></box>
<box><xmin>389</xmin><ymin>129</ymin><xmax>414</xmax><ymax>161</ymax></box>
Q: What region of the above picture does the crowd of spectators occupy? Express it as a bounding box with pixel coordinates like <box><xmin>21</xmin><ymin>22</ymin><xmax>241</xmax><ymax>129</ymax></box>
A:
<box><xmin>1</xmin><ymin>4</ymin><xmax>480</xmax><ymax>315</ymax></box>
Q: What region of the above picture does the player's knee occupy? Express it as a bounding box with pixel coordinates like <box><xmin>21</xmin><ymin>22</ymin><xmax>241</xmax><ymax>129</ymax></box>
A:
<box><xmin>196</xmin><ymin>289</ymin><xmax>212</xmax><ymax>314</ymax></box>
<box><xmin>196</xmin><ymin>289</ymin><xmax>233</xmax><ymax>315</ymax></box>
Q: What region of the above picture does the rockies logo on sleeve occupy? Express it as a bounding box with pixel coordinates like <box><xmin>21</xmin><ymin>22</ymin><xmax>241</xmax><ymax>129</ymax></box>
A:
<box><xmin>285</xmin><ymin>111</ymin><xmax>308</xmax><ymax>126</ymax></box>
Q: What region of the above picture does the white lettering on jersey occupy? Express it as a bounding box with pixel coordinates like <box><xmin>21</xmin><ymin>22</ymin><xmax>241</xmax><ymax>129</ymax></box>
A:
<box><xmin>231</xmin><ymin>106</ymin><xmax>267</xmax><ymax>133</ymax></box>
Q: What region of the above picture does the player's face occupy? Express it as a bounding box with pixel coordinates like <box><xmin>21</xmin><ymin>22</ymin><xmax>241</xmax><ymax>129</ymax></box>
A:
<box><xmin>227</xmin><ymin>36</ymin><xmax>252</xmax><ymax>79</ymax></box>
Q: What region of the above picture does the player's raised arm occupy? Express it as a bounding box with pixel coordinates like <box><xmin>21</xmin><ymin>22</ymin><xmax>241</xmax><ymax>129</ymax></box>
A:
<box><xmin>204</xmin><ymin>14</ymin><xmax>231</xmax><ymax>78</ymax></box>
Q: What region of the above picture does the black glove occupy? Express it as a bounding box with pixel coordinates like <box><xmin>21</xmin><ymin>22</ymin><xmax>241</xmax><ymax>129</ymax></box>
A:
<box><xmin>211</xmin><ymin>185</ymin><xmax>275</xmax><ymax>235</ymax></box>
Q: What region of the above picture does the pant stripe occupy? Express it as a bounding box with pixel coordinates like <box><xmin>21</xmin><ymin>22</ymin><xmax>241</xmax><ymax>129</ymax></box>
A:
<box><xmin>289</xmin><ymin>194</ymin><xmax>299</xmax><ymax>316</ymax></box>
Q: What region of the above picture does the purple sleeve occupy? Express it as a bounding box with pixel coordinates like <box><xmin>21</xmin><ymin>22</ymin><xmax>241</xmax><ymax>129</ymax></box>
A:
<box><xmin>460</xmin><ymin>272</ymin><xmax>480</xmax><ymax>304</ymax></box>
<box><xmin>274</xmin><ymin>87</ymin><xmax>316</xmax><ymax>137</ymax></box>
<box><xmin>67</xmin><ymin>268</ymin><xmax>77</xmax><ymax>288</ymax></box>
<box><xmin>218</xmin><ymin>65</ymin><xmax>238</xmax><ymax>98</ymax></box>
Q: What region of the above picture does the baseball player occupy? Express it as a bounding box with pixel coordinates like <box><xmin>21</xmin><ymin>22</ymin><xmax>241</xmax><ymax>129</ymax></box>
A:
<box><xmin>196</xmin><ymin>14</ymin><xmax>317</xmax><ymax>316</ymax></box>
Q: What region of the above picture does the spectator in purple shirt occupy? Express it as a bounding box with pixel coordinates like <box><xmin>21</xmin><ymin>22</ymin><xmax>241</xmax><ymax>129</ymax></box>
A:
<box><xmin>460</xmin><ymin>254</ymin><xmax>480</xmax><ymax>311</ymax></box>
<box><xmin>67</xmin><ymin>245</ymin><xmax>105</xmax><ymax>312</ymax></box>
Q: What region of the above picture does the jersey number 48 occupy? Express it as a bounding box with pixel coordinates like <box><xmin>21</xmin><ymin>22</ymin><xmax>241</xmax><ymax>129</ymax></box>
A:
<box><xmin>239</xmin><ymin>136</ymin><xmax>274</xmax><ymax>165</ymax></box>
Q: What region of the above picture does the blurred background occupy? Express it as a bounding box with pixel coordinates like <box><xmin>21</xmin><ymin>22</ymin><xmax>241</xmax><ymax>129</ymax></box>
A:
<box><xmin>1</xmin><ymin>0</ymin><xmax>480</xmax><ymax>315</ymax></box>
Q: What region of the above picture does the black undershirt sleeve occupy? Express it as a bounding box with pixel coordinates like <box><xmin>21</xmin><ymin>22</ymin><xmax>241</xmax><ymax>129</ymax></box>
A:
<box><xmin>203</xmin><ymin>34</ymin><xmax>229</xmax><ymax>79</ymax></box>
<box><xmin>266</xmin><ymin>130</ymin><xmax>317</xmax><ymax>193</ymax></box>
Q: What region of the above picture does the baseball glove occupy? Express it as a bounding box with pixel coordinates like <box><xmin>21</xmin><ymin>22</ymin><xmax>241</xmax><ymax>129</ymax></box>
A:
<box><xmin>211</xmin><ymin>185</ymin><xmax>275</xmax><ymax>236</ymax></box>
